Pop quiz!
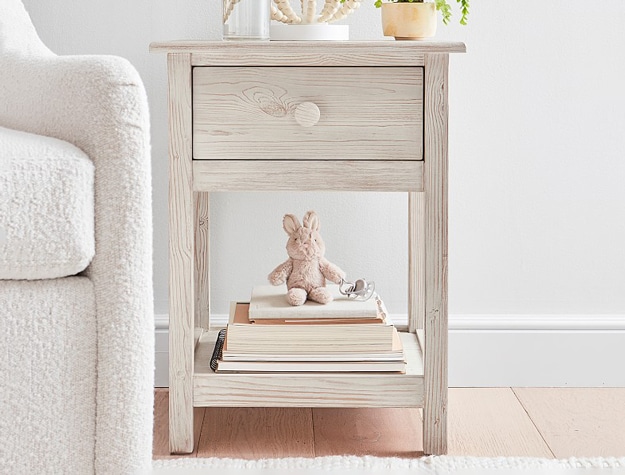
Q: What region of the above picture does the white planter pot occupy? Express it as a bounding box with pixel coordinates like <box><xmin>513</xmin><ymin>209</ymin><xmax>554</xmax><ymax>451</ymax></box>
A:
<box><xmin>381</xmin><ymin>2</ymin><xmax>437</xmax><ymax>40</ymax></box>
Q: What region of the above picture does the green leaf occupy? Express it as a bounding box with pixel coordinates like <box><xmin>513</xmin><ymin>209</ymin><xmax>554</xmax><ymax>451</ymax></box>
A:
<box><xmin>375</xmin><ymin>0</ymin><xmax>469</xmax><ymax>24</ymax></box>
<box><xmin>436</xmin><ymin>0</ymin><xmax>452</xmax><ymax>25</ymax></box>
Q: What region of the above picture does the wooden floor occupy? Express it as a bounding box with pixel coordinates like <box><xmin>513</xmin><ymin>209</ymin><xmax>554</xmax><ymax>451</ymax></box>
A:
<box><xmin>153</xmin><ymin>388</ymin><xmax>625</xmax><ymax>459</ymax></box>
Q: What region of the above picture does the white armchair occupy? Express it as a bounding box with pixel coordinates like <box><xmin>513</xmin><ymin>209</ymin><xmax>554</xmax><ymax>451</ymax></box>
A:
<box><xmin>0</xmin><ymin>1</ymin><xmax>153</xmax><ymax>473</ymax></box>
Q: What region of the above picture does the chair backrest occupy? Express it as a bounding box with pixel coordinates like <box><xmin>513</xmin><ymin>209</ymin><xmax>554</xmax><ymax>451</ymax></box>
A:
<box><xmin>0</xmin><ymin>0</ymin><xmax>52</xmax><ymax>56</ymax></box>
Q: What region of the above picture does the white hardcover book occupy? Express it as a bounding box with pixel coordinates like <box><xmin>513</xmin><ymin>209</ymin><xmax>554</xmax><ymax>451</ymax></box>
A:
<box><xmin>225</xmin><ymin>302</ymin><xmax>396</xmax><ymax>354</ymax></box>
<box><xmin>222</xmin><ymin>326</ymin><xmax>405</xmax><ymax>362</ymax></box>
<box><xmin>249</xmin><ymin>284</ymin><xmax>384</xmax><ymax>320</ymax></box>
<box><xmin>215</xmin><ymin>359</ymin><xmax>406</xmax><ymax>373</ymax></box>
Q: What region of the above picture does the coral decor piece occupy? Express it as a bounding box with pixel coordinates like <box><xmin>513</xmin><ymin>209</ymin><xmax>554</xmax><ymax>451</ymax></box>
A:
<box><xmin>272</xmin><ymin>0</ymin><xmax>302</xmax><ymax>23</ymax></box>
<box><xmin>224</xmin><ymin>0</ymin><xmax>362</xmax><ymax>25</ymax></box>
<box><xmin>276</xmin><ymin>0</ymin><xmax>362</xmax><ymax>24</ymax></box>
<box><xmin>223</xmin><ymin>0</ymin><xmax>241</xmax><ymax>23</ymax></box>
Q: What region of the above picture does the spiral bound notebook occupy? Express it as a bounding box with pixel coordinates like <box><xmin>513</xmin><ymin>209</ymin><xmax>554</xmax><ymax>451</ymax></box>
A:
<box><xmin>210</xmin><ymin>328</ymin><xmax>227</xmax><ymax>372</ymax></box>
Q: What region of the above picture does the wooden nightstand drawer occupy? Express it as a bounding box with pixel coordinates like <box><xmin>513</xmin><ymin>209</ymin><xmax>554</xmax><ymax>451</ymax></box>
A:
<box><xmin>192</xmin><ymin>67</ymin><xmax>423</xmax><ymax>161</ymax></box>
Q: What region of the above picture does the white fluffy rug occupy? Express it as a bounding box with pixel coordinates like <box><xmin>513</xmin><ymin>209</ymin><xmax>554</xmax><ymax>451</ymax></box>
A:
<box><xmin>153</xmin><ymin>455</ymin><xmax>625</xmax><ymax>475</ymax></box>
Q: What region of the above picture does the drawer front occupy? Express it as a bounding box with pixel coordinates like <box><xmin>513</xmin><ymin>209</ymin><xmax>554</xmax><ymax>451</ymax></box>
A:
<box><xmin>192</xmin><ymin>67</ymin><xmax>423</xmax><ymax>161</ymax></box>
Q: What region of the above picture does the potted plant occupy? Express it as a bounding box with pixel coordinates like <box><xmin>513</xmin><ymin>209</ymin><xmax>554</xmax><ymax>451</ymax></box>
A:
<box><xmin>375</xmin><ymin>0</ymin><xmax>469</xmax><ymax>40</ymax></box>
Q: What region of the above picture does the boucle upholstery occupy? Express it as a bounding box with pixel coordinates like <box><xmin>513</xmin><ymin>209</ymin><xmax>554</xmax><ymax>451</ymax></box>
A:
<box><xmin>0</xmin><ymin>126</ymin><xmax>95</xmax><ymax>280</ymax></box>
<box><xmin>0</xmin><ymin>1</ymin><xmax>154</xmax><ymax>474</ymax></box>
<box><xmin>0</xmin><ymin>278</ymin><xmax>96</xmax><ymax>474</ymax></box>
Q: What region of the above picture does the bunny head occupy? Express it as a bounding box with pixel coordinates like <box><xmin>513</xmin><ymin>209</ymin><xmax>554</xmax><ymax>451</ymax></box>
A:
<box><xmin>283</xmin><ymin>211</ymin><xmax>326</xmax><ymax>261</ymax></box>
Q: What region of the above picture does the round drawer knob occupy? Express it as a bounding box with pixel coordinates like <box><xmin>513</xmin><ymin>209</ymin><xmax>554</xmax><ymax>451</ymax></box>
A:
<box><xmin>294</xmin><ymin>102</ymin><xmax>320</xmax><ymax>127</ymax></box>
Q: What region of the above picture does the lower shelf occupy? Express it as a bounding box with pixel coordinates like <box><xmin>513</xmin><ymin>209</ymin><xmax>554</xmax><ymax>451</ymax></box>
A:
<box><xmin>193</xmin><ymin>329</ymin><xmax>424</xmax><ymax>408</ymax></box>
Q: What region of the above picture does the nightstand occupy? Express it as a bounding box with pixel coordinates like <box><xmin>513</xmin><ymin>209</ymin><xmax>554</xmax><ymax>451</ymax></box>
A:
<box><xmin>150</xmin><ymin>40</ymin><xmax>465</xmax><ymax>455</ymax></box>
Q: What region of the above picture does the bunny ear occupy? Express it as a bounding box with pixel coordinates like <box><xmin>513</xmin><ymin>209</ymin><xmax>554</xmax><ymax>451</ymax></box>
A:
<box><xmin>283</xmin><ymin>214</ymin><xmax>301</xmax><ymax>235</ymax></box>
<box><xmin>303</xmin><ymin>210</ymin><xmax>320</xmax><ymax>231</ymax></box>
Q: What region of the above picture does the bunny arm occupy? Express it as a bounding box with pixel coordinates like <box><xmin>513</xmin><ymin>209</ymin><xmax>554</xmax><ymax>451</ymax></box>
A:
<box><xmin>319</xmin><ymin>258</ymin><xmax>346</xmax><ymax>284</ymax></box>
<box><xmin>268</xmin><ymin>259</ymin><xmax>294</xmax><ymax>286</ymax></box>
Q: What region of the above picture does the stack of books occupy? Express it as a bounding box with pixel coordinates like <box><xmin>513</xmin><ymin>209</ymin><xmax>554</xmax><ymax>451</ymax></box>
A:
<box><xmin>210</xmin><ymin>285</ymin><xmax>406</xmax><ymax>373</ymax></box>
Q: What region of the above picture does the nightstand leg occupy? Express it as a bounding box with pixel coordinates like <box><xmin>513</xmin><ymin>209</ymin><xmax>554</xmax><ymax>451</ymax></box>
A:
<box><xmin>167</xmin><ymin>53</ymin><xmax>195</xmax><ymax>454</ymax></box>
<box><xmin>195</xmin><ymin>192</ymin><xmax>210</xmax><ymax>330</ymax></box>
<box><xmin>423</xmin><ymin>53</ymin><xmax>449</xmax><ymax>455</ymax></box>
<box><xmin>408</xmin><ymin>192</ymin><xmax>426</xmax><ymax>333</ymax></box>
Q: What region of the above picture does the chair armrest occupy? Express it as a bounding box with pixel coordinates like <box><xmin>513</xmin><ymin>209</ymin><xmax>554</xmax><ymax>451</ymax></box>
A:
<box><xmin>0</xmin><ymin>54</ymin><xmax>154</xmax><ymax>474</ymax></box>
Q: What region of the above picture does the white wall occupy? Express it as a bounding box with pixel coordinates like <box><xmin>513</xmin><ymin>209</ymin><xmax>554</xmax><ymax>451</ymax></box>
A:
<box><xmin>23</xmin><ymin>1</ymin><xmax>625</xmax><ymax>385</ymax></box>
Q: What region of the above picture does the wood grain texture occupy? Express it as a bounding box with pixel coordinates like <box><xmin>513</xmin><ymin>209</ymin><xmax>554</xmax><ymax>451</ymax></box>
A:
<box><xmin>408</xmin><ymin>192</ymin><xmax>425</xmax><ymax>333</ymax></box>
<box><xmin>193</xmin><ymin>67</ymin><xmax>423</xmax><ymax>161</ymax></box>
<box><xmin>197</xmin><ymin>408</ymin><xmax>314</xmax><ymax>459</ymax></box>
<box><xmin>193</xmin><ymin>160</ymin><xmax>423</xmax><ymax>192</ymax></box>
<box><xmin>416</xmin><ymin>329</ymin><xmax>425</xmax><ymax>355</ymax></box>
<box><xmin>157</xmin><ymin>41</ymin><xmax>465</xmax><ymax>455</ymax></box>
<box><xmin>313</xmin><ymin>408</ymin><xmax>423</xmax><ymax>457</ymax></box>
<box><xmin>448</xmin><ymin>388</ymin><xmax>554</xmax><ymax>458</ymax></box>
<box><xmin>150</xmin><ymin>41</ymin><xmax>466</xmax><ymax>66</ymax></box>
<box><xmin>294</xmin><ymin>101</ymin><xmax>321</xmax><ymax>127</ymax></box>
<box><xmin>194</xmin><ymin>327</ymin><xmax>204</xmax><ymax>350</ymax></box>
<box><xmin>153</xmin><ymin>389</ymin><xmax>206</xmax><ymax>459</ymax></box>
<box><xmin>193</xmin><ymin>330</ymin><xmax>423</xmax><ymax>408</ymax></box>
<box><xmin>422</xmin><ymin>53</ymin><xmax>449</xmax><ymax>455</ymax></box>
<box><xmin>194</xmin><ymin>192</ymin><xmax>210</xmax><ymax>330</ymax></box>
<box><xmin>513</xmin><ymin>388</ymin><xmax>625</xmax><ymax>457</ymax></box>
<box><xmin>167</xmin><ymin>52</ymin><xmax>195</xmax><ymax>454</ymax></box>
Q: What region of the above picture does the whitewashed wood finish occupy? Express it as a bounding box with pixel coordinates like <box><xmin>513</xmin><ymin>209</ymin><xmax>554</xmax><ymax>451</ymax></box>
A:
<box><xmin>448</xmin><ymin>388</ymin><xmax>553</xmax><ymax>457</ymax></box>
<box><xmin>193</xmin><ymin>160</ymin><xmax>423</xmax><ymax>192</ymax></box>
<box><xmin>416</xmin><ymin>193</ymin><xmax>426</xmax><ymax>331</ymax></box>
<box><xmin>408</xmin><ymin>192</ymin><xmax>425</xmax><ymax>333</ymax></box>
<box><xmin>416</xmin><ymin>329</ymin><xmax>425</xmax><ymax>355</ymax></box>
<box><xmin>513</xmin><ymin>388</ymin><xmax>625</xmax><ymax>457</ymax></box>
<box><xmin>193</xmin><ymin>67</ymin><xmax>423</xmax><ymax>161</ymax></box>
<box><xmin>293</xmin><ymin>101</ymin><xmax>321</xmax><ymax>127</ymax></box>
<box><xmin>193</xmin><ymin>328</ymin><xmax>205</xmax><ymax>353</ymax></box>
<box><xmin>193</xmin><ymin>330</ymin><xmax>423</xmax><ymax>407</ymax></box>
<box><xmin>194</xmin><ymin>192</ymin><xmax>210</xmax><ymax>330</ymax></box>
<box><xmin>149</xmin><ymin>41</ymin><xmax>466</xmax><ymax>67</ymax></box>
<box><xmin>167</xmin><ymin>53</ymin><xmax>195</xmax><ymax>455</ymax></box>
<box><xmin>157</xmin><ymin>41</ymin><xmax>464</xmax><ymax>455</ymax></box>
<box><xmin>190</xmin><ymin>51</ymin><xmax>425</xmax><ymax>67</ymax></box>
<box><xmin>422</xmin><ymin>53</ymin><xmax>449</xmax><ymax>456</ymax></box>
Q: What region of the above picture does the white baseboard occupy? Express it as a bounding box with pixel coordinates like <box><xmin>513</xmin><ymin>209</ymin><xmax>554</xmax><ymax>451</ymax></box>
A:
<box><xmin>154</xmin><ymin>314</ymin><xmax>625</xmax><ymax>388</ymax></box>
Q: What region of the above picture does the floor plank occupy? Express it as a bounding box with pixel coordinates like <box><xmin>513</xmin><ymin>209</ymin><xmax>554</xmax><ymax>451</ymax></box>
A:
<box><xmin>313</xmin><ymin>408</ymin><xmax>423</xmax><ymax>458</ymax></box>
<box><xmin>448</xmin><ymin>388</ymin><xmax>554</xmax><ymax>458</ymax></box>
<box><xmin>154</xmin><ymin>388</ymin><xmax>625</xmax><ymax>459</ymax></box>
<box><xmin>513</xmin><ymin>388</ymin><xmax>625</xmax><ymax>458</ymax></box>
<box><xmin>153</xmin><ymin>388</ymin><xmax>206</xmax><ymax>459</ymax></box>
<box><xmin>196</xmin><ymin>408</ymin><xmax>315</xmax><ymax>459</ymax></box>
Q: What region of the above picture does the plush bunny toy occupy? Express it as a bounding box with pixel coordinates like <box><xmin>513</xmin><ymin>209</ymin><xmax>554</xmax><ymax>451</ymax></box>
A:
<box><xmin>268</xmin><ymin>211</ymin><xmax>346</xmax><ymax>306</ymax></box>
